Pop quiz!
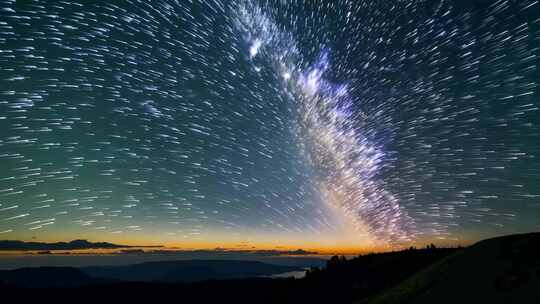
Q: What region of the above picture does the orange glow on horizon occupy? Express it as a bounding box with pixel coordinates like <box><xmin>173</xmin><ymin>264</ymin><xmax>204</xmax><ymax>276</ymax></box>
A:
<box><xmin>0</xmin><ymin>234</ymin><xmax>475</xmax><ymax>256</ymax></box>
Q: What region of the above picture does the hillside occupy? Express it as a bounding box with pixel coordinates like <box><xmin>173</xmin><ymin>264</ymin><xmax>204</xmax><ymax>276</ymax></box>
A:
<box><xmin>363</xmin><ymin>232</ymin><xmax>540</xmax><ymax>304</ymax></box>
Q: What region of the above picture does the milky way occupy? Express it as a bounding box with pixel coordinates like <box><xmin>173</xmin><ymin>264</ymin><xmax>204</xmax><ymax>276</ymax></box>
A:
<box><xmin>0</xmin><ymin>0</ymin><xmax>538</xmax><ymax>247</ymax></box>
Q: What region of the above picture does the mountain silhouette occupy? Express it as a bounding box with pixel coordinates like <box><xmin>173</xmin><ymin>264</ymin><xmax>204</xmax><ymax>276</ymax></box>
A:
<box><xmin>0</xmin><ymin>267</ymin><xmax>97</xmax><ymax>288</ymax></box>
<box><xmin>83</xmin><ymin>260</ymin><xmax>302</xmax><ymax>282</ymax></box>
<box><xmin>0</xmin><ymin>260</ymin><xmax>302</xmax><ymax>287</ymax></box>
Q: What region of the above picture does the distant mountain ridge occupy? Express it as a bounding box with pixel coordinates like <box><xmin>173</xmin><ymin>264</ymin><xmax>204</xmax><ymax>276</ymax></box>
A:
<box><xmin>0</xmin><ymin>260</ymin><xmax>302</xmax><ymax>287</ymax></box>
<box><xmin>0</xmin><ymin>267</ymin><xmax>99</xmax><ymax>288</ymax></box>
<box><xmin>83</xmin><ymin>260</ymin><xmax>302</xmax><ymax>282</ymax></box>
<box><xmin>0</xmin><ymin>239</ymin><xmax>137</xmax><ymax>251</ymax></box>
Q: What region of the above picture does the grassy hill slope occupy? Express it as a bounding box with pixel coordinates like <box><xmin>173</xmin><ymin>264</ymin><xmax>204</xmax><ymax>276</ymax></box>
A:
<box><xmin>363</xmin><ymin>233</ymin><xmax>540</xmax><ymax>304</ymax></box>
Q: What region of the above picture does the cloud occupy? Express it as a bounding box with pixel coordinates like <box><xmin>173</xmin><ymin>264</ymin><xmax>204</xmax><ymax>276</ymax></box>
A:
<box><xmin>0</xmin><ymin>239</ymin><xmax>158</xmax><ymax>251</ymax></box>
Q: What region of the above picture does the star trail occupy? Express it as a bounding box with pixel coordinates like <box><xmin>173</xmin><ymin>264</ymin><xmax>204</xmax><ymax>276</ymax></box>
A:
<box><xmin>0</xmin><ymin>0</ymin><xmax>538</xmax><ymax>250</ymax></box>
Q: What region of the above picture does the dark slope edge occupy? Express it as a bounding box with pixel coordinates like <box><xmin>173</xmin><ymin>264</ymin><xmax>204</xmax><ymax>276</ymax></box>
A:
<box><xmin>362</xmin><ymin>232</ymin><xmax>540</xmax><ymax>304</ymax></box>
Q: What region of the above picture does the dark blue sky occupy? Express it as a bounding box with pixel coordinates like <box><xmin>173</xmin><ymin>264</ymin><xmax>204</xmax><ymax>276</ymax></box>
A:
<box><xmin>0</xmin><ymin>0</ymin><xmax>538</xmax><ymax>250</ymax></box>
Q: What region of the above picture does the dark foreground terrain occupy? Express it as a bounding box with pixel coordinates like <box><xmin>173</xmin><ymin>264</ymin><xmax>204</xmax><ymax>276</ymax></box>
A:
<box><xmin>1</xmin><ymin>233</ymin><xmax>538</xmax><ymax>304</ymax></box>
<box><xmin>362</xmin><ymin>232</ymin><xmax>540</xmax><ymax>304</ymax></box>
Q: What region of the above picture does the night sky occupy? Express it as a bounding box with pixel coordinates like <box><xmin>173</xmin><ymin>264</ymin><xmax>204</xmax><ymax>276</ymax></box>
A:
<box><xmin>0</xmin><ymin>0</ymin><xmax>538</xmax><ymax>251</ymax></box>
